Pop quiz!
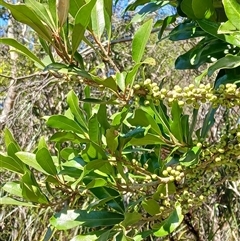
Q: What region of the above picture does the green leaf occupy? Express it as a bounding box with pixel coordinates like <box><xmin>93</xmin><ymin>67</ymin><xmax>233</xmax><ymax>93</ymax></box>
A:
<box><xmin>121</xmin><ymin>212</ymin><xmax>142</xmax><ymax>227</ymax></box>
<box><xmin>153</xmin><ymin>203</ymin><xmax>184</xmax><ymax>237</ymax></box>
<box><xmin>200</xmin><ymin>107</ymin><xmax>217</xmax><ymax>139</ymax></box>
<box><xmin>97</xmin><ymin>104</ymin><xmax>110</xmax><ymax>131</ymax></box>
<box><xmin>86</xmin><ymin>178</ymin><xmax>107</xmax><ymax>189</ymax></box>
<box><xmin>116</xmin><ymin>72</ymin><xmax>126</xmax><ymax>91</ymax></box>
<box><xmin>170</xmin><ymin>101</ymin><xmax>183</xmax><ymax>143</ymax></box>
<box><xmin>83</xmin><ymin>86</ymin><xmax>92</xmax><ymax>119</ymax></box>
<box><xmin>4</xmin><ymin>128</ymin><xmax>21</xmax><ymax>150</ymax></box>
<box><xmin>89</xmin><ymin>114</ymin><xmax>99</xmax><ymax>143</ymax></box>
<box><xmin>50</xmin><ymin>209</ymin><xmax>124</xmax><ymax>230</ymax></box>
<box><xmin>89</xmin><ymin>187</ymin><xmax>125</xmax><ymax>213</ymax></box>
<box><xmin>197</xmin><ymin>19</ymin><xmax>240</xmax><ymax>47</ymax></box>
<box><xmin>142</xmin><ymin>199</ymin><xmax>160</xmax><ymax>216</ymax></box>
<box><xmin>132</xmin><ymin>19</ymin><xmax>153</xmax><ymax>63</ymax></box>
<box><xmin>36</xmin><ymin>148</ymin><xmax>57</xmax><ymax>175</ymax></box>
<box><xmin>2</xmin><ymin>181</ymin><xmax>23</xmax><ymax>197</ymax></box>
<box><xmin>25</xmin><ymin>0</ymin><xmax>56</xmax><ymax>31</ymax></box>
<box><xmin>223</xmin><ymin>0</ymin><xmax>240</xmax><ymax>30</ymax></box>
<box><xmin>218</xmin><ymin>20</ymin><xmax>238</xmax><ymax>34</ymax></box>
<box><xmin>72</xmin><ymin>0</ymin><xmax>97</xmax><ymax>55</ymax></box>
<box><xmin>181</xmin><ymin>0</ymin><xmax>196</xmax><ymax>19</ymax></box>
<box><xmin>125</xmin><ymin>58</ymin><xmax>156</xmax><ymax>86</ymax></box>
<box><xmin>179</xmin><ymin>146</ymin><xmax>200</xmax><ymax>166</ymax></box>
<box><xmin>0</xmin><ymin>197</ymin><xmax>36</xmax><ymax>207</ymax></box>
<box><xmin>91</xmin><ymin>0</ymin><xmax>105</xmax><ymax>39</ymax></box>
<box><xmin>70</xmin><ymin>235</ymin><xmax>98</xmax><ymax>241</ymax></box>
<box><xmin>0</xmin><ymin>38</ymin><xmax>45</xmax><ymax>67</ymax></box>
<box><xmin>0</xmin><ymin>153</ymin><xmax>25</xmax><ymax>174</ymax></box>
<box><xmin>21</xmin><ymin>172</ymin><xmax>49</xmax><ymax>204</ymax></box>
<box><xmin>46</xmin><ymin>115</ymin><xmax>88</xmax><ymax>136</ymax></box>
<box><xmin>67</xmin><ymin>90</ymin><xmax>88</xmax><ymax>130</ymax></box>
<box><xmin>131</xmin><ymin>2</ymin><xmax>168</xmax><ymax>23</ymax></box>
<box><xmin>38</xmin><ymin>136</ymin><xmax>48</xmax><ymax>150</ymax></box>
<box><xmin>106</xmin><ymin>128</ymin><xmax>119</xmax><ymax>153</ymax></box>
<box><xmin>92</xmin><ymin>76</ymin><xmax>118</xmax><ymax>93</ymax></box>
<box><xmin>16</xmin><ymin>152</ymin><xmax>49</xmax><ymax>175</ymax></box>
<box><xmin>175</xmin><ymin>38</ymin><xmax>232</xmax><ymax>69</ymax></box>
<box><xmin>69</xmin><ymin>0</ymin><xmax>85</xmax><ymax>17</ymax></box>
<box><xmin>50</xmin><ymin>132</ymin><xmax>87</xmax><ymax>143</ymax></box>
<box><xmin>7</xmin><ymin>142</ymin><xmax>26</xmax><ymax>168</ymax></box>
<box><xmin>208</xmin><ymin>55</ymin><xmax>240</xmax><ymax>76</ymax></box>
<box><xmin>192</xmin><ymin>0</ymin><xmax>215</xmax><ymax>19</ymax></box>
<box><xmin>181</xmin><ymin>115</ymin><xmax>190</xmax><ymax>144</ymax></box>
<box><xmin>169</xmin><ymin>21</ymin><xmax>205</xmax><ymax>41</ymax></box>
<box><xmin>0</xmin><ymin>0</ymin><xmax>52</xmax><ymax>41</ymax></box>
<box><xmin>111</xmin><ymin>106</ymin><xmax>129</xmax><ymax>128</ymax></box>
<box><xmin>158</xmin><ymin>15</ymin><xmax>176</xmax><ymax>40</ymax></box>
<box><xmin>129</xmin><ymin>133</ymin><xmax>165</xmax><ymax>146</ymax></box>
<box><xmin>128</xmin><ymin>109</ymin><xmax>161</xmax><ymax>135</ymax></box>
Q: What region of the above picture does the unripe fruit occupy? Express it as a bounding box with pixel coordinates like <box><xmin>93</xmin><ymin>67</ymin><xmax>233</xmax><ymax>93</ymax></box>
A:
<box><xmin>162</xmin><ymin>170</ymin><xmax>168</xmax><ymax>176</ymax></box>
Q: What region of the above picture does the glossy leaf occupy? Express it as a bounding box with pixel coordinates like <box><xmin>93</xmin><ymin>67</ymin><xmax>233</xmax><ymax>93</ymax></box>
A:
<box><xmin>0</xmin><ymin>38</ymin><xmax>44</xmax><ymax>67</ymax></box>
<box><xmin>132</xmin><ymin>2</ymin><xmax>168</xmax><ymax>23</ymax></box>
<box><xmin>223</xmin><ymin>0</ymin><xmax>240</xmax><ymax>30</ymax></box>
<box><xmin>0</xmin><ymin>0</ymin><xmax>52</xmax><ymax>41</ymax></box>
<box><xmin>0</xmin><ymin>197</ymin><xmax>36</xmax><ymax>207</ymax></box>
<box><xmin>197</xmin><ymin>19</ymin><xmax>240</xmax><ymax>47</ymax></box>
<box><xmin>169</xmin><ymin>21</ymin><xmax>205</xmax><ymax>41</ymax></box>
<box><xmin>83</xmin><ymin>86</ymin><xmax>92</xmax><ymax>119</ymax></box>
<box><xmin>175</xmin><ymin>38</ymin><xmax>231</xmax><ymax>69</ymax></box>
<box><xmin>158</xmin><ymin>15</ymin><xmax>176</xmax><ymax>40</ymax></box>
<box><xmin>4</xmin><ymin>128</ymin><xmax>21</xmax><ymax>150</ymax></box>
<box><xmin>16</xmin><ymin>152</ymin><xmax>49</xmax><ymax>175</ymax></box>
<box><xmin>97</xmin><ymin>104</ymin><xmax>110</xmax><ymax>131</ymax></box>
<box><xmin>106</xmin><ymin>128</ymin><xmax>119</xmax><ymax>153</ymax></box>
<box><xmin>170</xmin><ymin>102</ymin><xmax>183</xmax><ymax>143</ymax></box>
<box><xmin>67</xmin><ymin>90</ymin><xmax>88</xmax><ymax>130</ymax></box>
<box><xmin>70</xmin><ymin>235</ymin><xmax>98</xmax><ymax>241</ymax></box>
<box><xmin>142</xmin><ymin>199</ymin><xmax>160</xmax><ymax>216</ymax></box>
<box><xmin>125</xmin><ymin>58</ymin><xmax>156</xmax><ymax>86</ymax></box>
<box><xmin>2</xmin><ymin>181</ymin><xmax>23</xmax><ymax>197</ymax></box>
<box><xmin>46</xmin><ymin>115</ymin><xmax>88</xmax><ymax>136</ymax></box>
<box><xmin>181</xmin><ymin>0</ymin><xmax>196</xmax><ymax>19</ymax></box>
<box><xmin>86</xmin><ymin>178</ymin><xmax>107</xmax><ymax>189</ymax></box>
<box><xmin>200</xmin><ymin>107</ymin><xmax>217</xmax><ymax>139</ymax></box>
<box><xmin>50</xmin><ymin>132</ymin><xmax>87</xmax><ymax>143</ymax></box>
<box><xmin>153</xmin><ymin>203</ymin><xmax>184</xmax><ymax>237</ymax></box>
<box><xmin>38</xmin><ymin>136</ymin><xmax>48</xmax><ymax>150</ymax></box>
<box><xmin>91</xmin><ymin>0</ymin><xmax>105</xmax><ymax>39</ymax></box>
<box><xmin>179</xmin><ymin>146</ymin><xmax>201</xmax><ymax>166</ymax></box>
<box><xmin>0</xmin><ymin>153</ymin><xmax>25</xmax><ymax>174</ymax></box>
<box><xmin>208</xmin><ymin>55</ymin><xmax>240</xmax><ymax>76</ymax></box>
<box><xmin>89</xmin><ymin>114</ymin><xmax>99</xmax><ymax>143</ymax></box>
<box><xmin>90</xmin><ymin>186</ymin><xmax>125</xmax><ymax>213</ymax></box>
<box><xmin>128</xmin><ymin>109</ymin><xmax>161</xmax><ymax>135</ymax></box>
<box><xmin>218</xmin><ymin>20</ymin><xmax>238</xmax><ymax>34</ymax></box>
<box><xmin>50</xmin><ymin>209</ymin><xmax>124</xmax><ymax>230</ymax></box>
<box><xmin>25</xmin><ymin>0</ymin><xmax>56</xmax><ymax>31</ymax></box>
<box><xmin>36</xmin><ymin>148</ymin><xmax>57</xmax><ymax>175</ymax></box>
<box><xmin>21</xmin><ymin>172</ymin><xmax>49</xmax><ymax>204</ymax></box>
<box><xmin>72</xmin><ymin>0</ymin><xmax>97</xmax><ymax>55</ymax></box>
<box><xmin>129</xmin><ymin>133</ymin><xmax>165</xmax><ymax>146</ymax></box>
<box><xmin>121</xmin><ymin>212</ymin><xmax>142</xmax><ymax>228</ymax></box>
<box><xmin>132</xmin><ymin>19</ymin><xmax>153</xmax><ymax>63</ymax></box>
<box><xmin>69</xmin><ymin>0</ymin><xmax>85</xmax><ymax>17</ymax></box>
<box><xmin>192</xmin><ymin>0</ymin><xmax>215</xmax><ymax>19</ymax></box>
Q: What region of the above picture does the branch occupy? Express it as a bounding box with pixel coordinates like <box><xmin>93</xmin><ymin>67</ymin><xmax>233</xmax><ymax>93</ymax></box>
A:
<box><xmin>80</xmin><ymin>27</ymin><xmax>173</xmax><ymax>57</ymax></box>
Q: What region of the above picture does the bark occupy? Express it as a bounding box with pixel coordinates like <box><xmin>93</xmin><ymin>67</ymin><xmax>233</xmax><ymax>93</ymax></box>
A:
<box><xmin>0</xmin><ymin>14</ymin><xmax>18</xmax><ymax>130</ymax></box>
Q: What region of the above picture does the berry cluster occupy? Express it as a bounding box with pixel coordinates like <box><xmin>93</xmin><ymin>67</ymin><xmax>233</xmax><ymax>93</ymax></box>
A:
<box><xmin>133</xmin><ymin>79</ymin><xmax>240</xmax><ymax>108</ymax></box>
